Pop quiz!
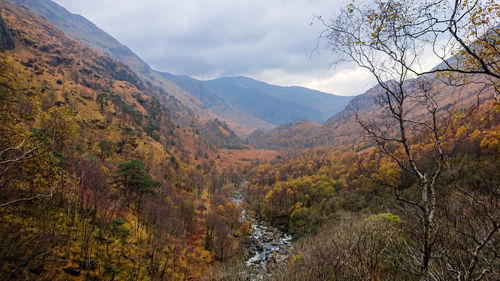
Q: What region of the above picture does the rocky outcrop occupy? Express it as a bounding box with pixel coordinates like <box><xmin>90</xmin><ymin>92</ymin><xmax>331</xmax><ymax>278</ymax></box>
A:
<box><xmin>0</xmin><ymin>13</ymin><xmax>14</xmax><ymax>50</ymax></box>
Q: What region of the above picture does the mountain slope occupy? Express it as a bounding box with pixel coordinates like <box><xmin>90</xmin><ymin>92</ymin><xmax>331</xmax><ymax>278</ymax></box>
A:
<box><xmin>9</xmin><ymin>0</ymin><xmax>354</xmax><ymax>135</ymax></box>
<box><xmin>158</xmin><ymin>72</ymin><xmax>275</xmax><ymax>136</ymax></box>
<box><xmin>0</xmin><ymin>0</ymin><xmax>220</xmax><ymax>163</ymax></box>
<box><xmin>9</xmin><ymin>0</ymin><xmax>150</xmax><ymax>73</ymax></box>
<box><xmin>204</xmin><ymin>76</ymin><xmax>352</xmax><ymax>125</ymax></box>
<box><xmin>6</xmin><ymin>0</ymin><xmax>271</xmax><ymax>136</ymax></box>
<box><xmin>7</xmin><ymin>0</ymin><xmax>223</xmax><ymax>124</ymax></box>
<box><xmin>0</xmin><ymin>2</ymin><xmax>269</xmax><ymax>279</ymax></box>
<box><xmin>0</xmin><ymin>2</ymin><xmax>228</xmax><ymax>279</ymax></box>
<box><xmin>248</xmin><ymin>76</ymin><xmax>494</xmax><ymax>149</ymax></box>
<box><xmin>210</xmin><ymin>76</ymin><xmax>352</xmax><ymax>118</ymax></box>
<box><xmin>247</xmin><ymin>119</ymin><xmax>322</xmax><ymax>149</ymax></box>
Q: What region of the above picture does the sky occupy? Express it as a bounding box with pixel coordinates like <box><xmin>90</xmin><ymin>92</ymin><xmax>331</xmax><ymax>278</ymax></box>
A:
<box><xmin>52</xmin><ymin>0</ymin><xmax>377</xmax><ymax>96</ymax></box>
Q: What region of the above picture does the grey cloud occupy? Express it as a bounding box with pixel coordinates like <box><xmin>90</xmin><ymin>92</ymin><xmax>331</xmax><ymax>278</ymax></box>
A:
<box><xmin>53</xmin><ymin>0</ymin><xmax>373</xmax><ymax>95</ymax></box>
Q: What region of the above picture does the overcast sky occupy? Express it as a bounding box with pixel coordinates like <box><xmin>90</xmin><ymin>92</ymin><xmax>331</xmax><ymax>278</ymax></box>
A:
<box><xmin>52</xmin><ymin>0</ymin><xmax>377</xmax><ymax>96</ymax></box>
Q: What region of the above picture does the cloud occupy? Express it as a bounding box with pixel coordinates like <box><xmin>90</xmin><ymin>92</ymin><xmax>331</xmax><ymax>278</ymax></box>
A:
<box><xmin>53</xmin><ymin>0</ymin><xmax>376</xmax><ymax>95</ymax></box>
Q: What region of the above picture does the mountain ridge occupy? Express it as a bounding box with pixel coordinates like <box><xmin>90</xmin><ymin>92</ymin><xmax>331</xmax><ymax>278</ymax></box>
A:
<box><xmin>204</xmin><ymin>76</ymin><xmax>352</xmax><ymax>125</ymax></box>
<box><xmin>9</xmin><ymin>0</ymin><xmax>354</xmax><ymax>136</ymax></box>
<box><xmin>158</xmin><ymin>72</ymin><xmax>276</xmax><ymax>136</ymax></box>
<box><xmin>207</xmin><ymin>75</ymin><xmax>352</xmax><ymax>117</ymax></box>
<box><xmin>7</xmin><ymin>0</ymin><xmax>224</xmax><ymax>126</ymax></box>
<box><xmin>247</xmin><ymin>74</ymin><xmax>494</xmax><ymax>150</ymax></box>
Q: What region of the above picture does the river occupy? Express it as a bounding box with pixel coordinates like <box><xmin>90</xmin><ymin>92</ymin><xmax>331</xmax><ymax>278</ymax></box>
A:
<box><xmin>230</xmin><ymin>186</ymin><xmax>293</xmax><ymax>280</ymax></box>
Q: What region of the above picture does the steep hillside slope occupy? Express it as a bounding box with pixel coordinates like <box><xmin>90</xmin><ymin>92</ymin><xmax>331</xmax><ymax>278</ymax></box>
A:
<box><xmin>8</xmin><ymin>0</ymin><xmax>255</xmax><ymax>146</ymax></box>
<box><xmin>0</xmin><ymin>12</ymin><xmax>14</xmax><ymax>50</ymax></box>
<box><xmin>7</xmin><ymin>0</ymin><xmax>218</xmax><ymax>122</ymax></box>
<box><xmin>7</xmin><ymin>0</ymin><xmax>272</xmax><ymax>136</ymax></box>
<box><xmin>10</xmin><ymin>0</ymin><xmax>355</xmax><ymax>135</ymax></box>
<box><xmin>0</xmin><ymin>0</ymin><xmax>216</xmax><ymax>173</ymax></box>
<box><xmin>9</xmin><ymin>0</ymin><xmax>149</xmax><ymax>72</ymax></box>
<box><xmin>205</xmin><ymin>76</ymin><xmax>352</xmax><ymax>125</ymax></box>
<box><xmin>14</xmin><ymin>0</ymin><xmax>212</xmax><ymax>126</ymax></box>
<box><xmin>0</xmin><ymin>2</ymin><xmax>255</xmax><ymax>280</ymax></box>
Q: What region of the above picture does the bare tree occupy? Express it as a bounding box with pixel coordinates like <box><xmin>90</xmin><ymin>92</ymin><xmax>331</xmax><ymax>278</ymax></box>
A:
<box><xmin>414</xmin><ymin>0</ymin><xmax>499</xmax><ymax>80</ymax></box>
<box><xmin>318</xmin><ymin>0</ymin><xmax>499</xmax><ymax>280</ymax></box>
<box><xmin>0</xmin><ymin>128</ymin><xmax>58</xmax><ymax>207</ymax></box>
<box><xmin>0</xmin><ymin>106</ymin><xmax>75</xmax><ymax>206</ymax></box>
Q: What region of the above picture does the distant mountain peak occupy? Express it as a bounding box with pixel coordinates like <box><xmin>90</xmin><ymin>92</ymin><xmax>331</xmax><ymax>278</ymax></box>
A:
<box><xmin>204</xmin><ymin>76</ymin><xmax>353</xmax><ymax>125</ymax></box>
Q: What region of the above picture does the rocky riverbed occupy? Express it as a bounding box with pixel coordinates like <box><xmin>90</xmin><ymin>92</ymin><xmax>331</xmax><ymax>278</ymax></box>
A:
<box><xmin>230</xmin><ymin>191</ymin><xmax>293</xmax><ymax>280</ymax></box>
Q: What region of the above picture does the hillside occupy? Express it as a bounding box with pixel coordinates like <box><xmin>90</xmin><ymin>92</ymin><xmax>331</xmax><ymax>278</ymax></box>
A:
<box><xmin>1</xmin><ymin>0</ymin><xmax>498</xmax><ymax>280</ymax></box>
<box><xmin>247</xmin><ymin>119</ymin><xmax>322</xmax><ymax>149</ymax></box>
<box><xmin>7</xmin><ymin>0</ymin><xmax>203</xmax><ymax>120</ymax></box>
<box><xmin>159</xmin><ymin>72</ymin><xmax>276</xmax><ymax>136</ymax></box>
<box><xmin>204</xmin><ymin>76</ymin><xmax>352</xmax><ymax>125</ymax></box>
<box><xmin>247</xmin><ymin>74</ymin><xmax>494</xmax><ymax>150</ymax></box>
<box><xmin>0</xmin><ymin>0</ymin><xmax>200</xmax><ymax>209</ymax></box>
<box><xmin>9</xmin><ymin>0</ymin><xmax>356</xmax><ymax>136</ymax></box>
<box><xmin>0</xmin><ymin>2</ymin><xmax>261</xmax><ymax>280</ymax></box>
<box><xmin>9</xmin><ymin>0</ymin><xmax>336</xmax><ymax>136</ymax></box>
<box><xmin>7</xmin><ymin>0</ymin><xmax>248</xmax><ymax>133</ymax></box>
<box><xmin>8</xmin><ymin>0</ymin><xmax>149</xmax><ymax>73</ymax></box>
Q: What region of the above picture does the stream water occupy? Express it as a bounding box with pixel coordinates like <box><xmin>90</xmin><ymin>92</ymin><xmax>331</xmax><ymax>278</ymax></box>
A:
<box><xmin>230</xmin><ymin>187</ymin><xmax>293</xmax><ymax>280</ymax></box>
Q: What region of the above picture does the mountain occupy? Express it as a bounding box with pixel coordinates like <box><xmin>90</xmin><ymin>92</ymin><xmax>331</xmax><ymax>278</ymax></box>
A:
<box><xmin>7</xmin><ymin>0</ymin><xmax>222</xmax><ymax>125</ymax></box>
<box><xmin>248</xmin><ymin>75</ymin><xmax>494</xmax><ymax>150</ymax></box>
<box><xmin>0</xmin><ymin>2</ymin><xmax>267</xmax><ymax>279</ymax></box>
<box><xmin>158</xmin><ymin>72</ymin><xmax>275</xmax><ymax>136</ymax></box>
<box><xmin>7</xmin><ymin>0</ymin><xmax>311</xmax><ymax>136</ymax></box>
<box><xmin>204</xmin><ymin>76</ymin><xmax>352</xmax><ymax>125</ymax></box>
<box><xmin>159</xmin><ymin>72</ymin><xmax>351</xmax><ymax>133</ymax></box>
<box><xmin>247</xmin><ymin>119</ymin><xmax>322</xmax><ymax>149</ymax></box>
<box><xmin>0</xmin><ymin>0</ymin><xmax>227</xmax><ymax>161</ymax></box>
<box><xmin>209</xmin><ymin>76</ymin><xmax>352</xmax><ymax>117</ymax></box>
<box><xmin>8</xmin><ymin>0</ymin><xmax>149</xmax><ymax>73</ymax></box>
<box><xmin>9</xmin><ymin>0</ymin><xmax>354</xmax><ymax>136</ymax></box>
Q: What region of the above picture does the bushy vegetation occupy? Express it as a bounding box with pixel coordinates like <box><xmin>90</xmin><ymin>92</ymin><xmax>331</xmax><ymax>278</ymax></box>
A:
<box><xmin>0</xmin><ymin>3</ymin><xmax>249</xmax><ymax>280</ymax></box>
<box><xmin>246</xmin><ymin>102</ymin><xmax>500</xmax><ymax>279</ymax></box>
<box><xmin>0</xmin><ymin>0</ymin><xmax>499</xmax><ymax>280</ymax></box>
<box><xmin>244</xmin><ymin>0</ymin><xmax>500</xmax><ymax>279</ymax></box>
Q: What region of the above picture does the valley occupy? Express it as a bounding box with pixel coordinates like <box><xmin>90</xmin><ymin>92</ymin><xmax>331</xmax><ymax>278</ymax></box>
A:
<box><xmin>0</xmin><ymin>0</ymin><xmax>499</xmax><ymax>281</ymax></box>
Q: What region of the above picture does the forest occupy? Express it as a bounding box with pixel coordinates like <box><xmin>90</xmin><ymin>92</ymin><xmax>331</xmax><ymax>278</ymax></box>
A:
<box><xmin>0</xmin><ymin>0</ymin><xmax>499</xmax><ymax>280</ymax></box>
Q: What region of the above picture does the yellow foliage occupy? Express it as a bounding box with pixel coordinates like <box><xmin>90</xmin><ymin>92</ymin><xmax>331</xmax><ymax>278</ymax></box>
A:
<box><xmin>455</xmin><ymin>125</ymin><xmax>469</xmax><ymax>139</ymax></box>
<box><xmin>377</xmin><ymin>160</ymin><xmax>400</xmax><ymax>187</ymax></box>
<box><xmin>480</xmin><ymin>129</ymin><xmax>500</xmax><ymax>154</ymax></box>
<box><xmin>469</xmin><ymin>128</ymin><xmax>482</xmax><ymax>139</ymax></box>
<box><xmin>265</xmin><ymin>189</ymin><xmax>274</xmax><ymax>201</ymax></box>
<box><xmin>236</xmin><ymin>221</ymin><xmax>252</xmax><ymax>237</ymax></box>
<box><xmin>216</xmin><ymin>204</ymin><xmax>225</xmax><ymax>214</ymax></box>
<box><xmin>367</xmin><ymin>212</ymin><xmax>400</xmax><ymax>223</ymax></box>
